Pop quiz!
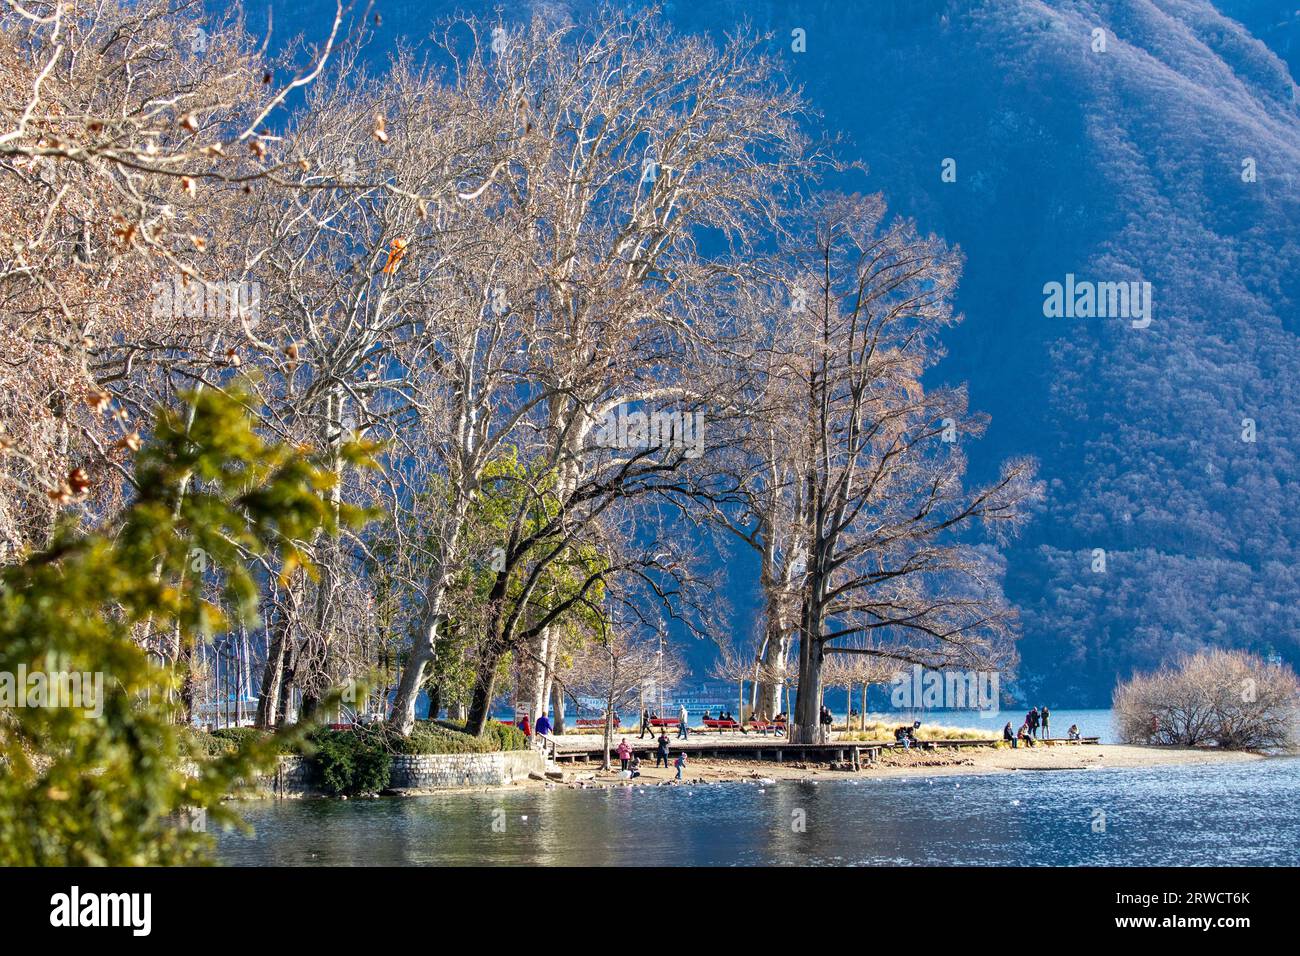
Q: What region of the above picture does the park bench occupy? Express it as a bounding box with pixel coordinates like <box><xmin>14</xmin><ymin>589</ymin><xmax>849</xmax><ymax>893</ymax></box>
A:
<box><xmin>575</xmin><ymin>718</ymin><xmax>606</xmax><ymax>728</ymax></box>
<box><xmin>647</xmin><ymin>717</ymin><xmax>679</xmax><ymax>728</ymax></box>
<box><xmin>748</xmin><ymin>720</ymin><xmax>788</xmax><ymax>735</ymax></box>
<box><xmin>702</xmin><ymin>718</ymin><xmax>742</xmax><ymax>733</ymax></box>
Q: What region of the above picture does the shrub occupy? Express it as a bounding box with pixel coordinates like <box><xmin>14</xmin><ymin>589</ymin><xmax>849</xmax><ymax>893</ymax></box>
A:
<box><xmin>210</xmin><ymin>727</ymin><xmax>271</xmax><ymax>750</ymax></box>
<box><xmin>308</xmin><ymin>728</ymin><xmax>392</xmax><ymax>796</ymax></box>
<box><xmin>182</xmin><ymin>727</ymin><xmax>299</xmax><ymax>758</ymax></box>
<box><xmin>395</xmin><ymin>720</ymin><xmax>529</xmax><ymax>755</ymax></box>
<box><xmin>481</xmin><ymin>721</ymin><xmax>529</xmax><ymax>752</ymax></box>
<box><xmin>180</xmin><ymin>728</ymin><xmax>236</xmax><ymax>758</ymax></box>
<box><xmin>1114</xmin><ymin>650</ymin><xmax>1300</xmax><ymax>750</ymax></box>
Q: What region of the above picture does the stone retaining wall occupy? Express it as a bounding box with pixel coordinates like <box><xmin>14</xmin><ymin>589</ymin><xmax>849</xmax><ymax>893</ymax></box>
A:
<box><xmin>237</xmin><ymin>750</ymin><xmax>547</xmax><ymax>798</ymax></box>
<box><xmin>389</xmin><ymin>750</ymin><xmax>546</xmax><ymax>789</ymax></box>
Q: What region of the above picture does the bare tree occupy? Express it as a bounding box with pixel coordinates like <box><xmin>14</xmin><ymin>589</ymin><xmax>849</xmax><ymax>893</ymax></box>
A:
<box><xmin>566</xmin><ymin>625</ymin><xmax>684</xmax><ymax>770</ymax></box>
<box><xmin>835</xmin><ymin>642</ymin><xmax>899</xmax><ymax>730</ymax></box>
<box><xmin>444</xmin><ymin>5</ymin><xmax>808</xmax><ymax>735</ymax></box>
<box><xmin>0</xmin><ymin>0</ymin><xmax>346</xmax><ymax>555</ymax></box>
<box><xmin>773</xmin><ymin>194</ymin><xmax>1042</xmax><ymax>743</ymax></box>
<box><xmin>708</xmin><ymin>630</ymin><xmax>764</xmax><ymax>722</ymax></box>
<box><xmin>1115</xmin><ymin>650</ymin><xmax>1299</xmax><ymax>750</ymax></box>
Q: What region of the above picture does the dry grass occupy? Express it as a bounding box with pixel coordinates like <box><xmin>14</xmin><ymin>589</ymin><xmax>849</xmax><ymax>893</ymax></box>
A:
<box><xmin>839</xmin><ymin>719</ymin><xmax>998</xmax><ymax>742</ymax></box>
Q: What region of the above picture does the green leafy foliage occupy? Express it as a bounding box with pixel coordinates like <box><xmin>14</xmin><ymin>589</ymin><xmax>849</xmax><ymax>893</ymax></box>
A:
<box><xmin>307</xmin><ymin>728</ymin><xmax>393</xmax><ymax>796</ymax></box>
<box><xmin>0</xmin><ymin>386</ymin><xmax>371</xmax><ymax>865</ymax></box>
<box><xmin>395</xmin><ymin>719</ymin><xmax>528</xmax><ymax>755</ymax></box>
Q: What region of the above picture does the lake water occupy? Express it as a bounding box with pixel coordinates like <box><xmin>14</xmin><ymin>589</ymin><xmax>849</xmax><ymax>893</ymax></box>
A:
<box><xmin>214</xmin><ymin>752</ymin><xmax>1300</xmax><ymax>866</ymax></box>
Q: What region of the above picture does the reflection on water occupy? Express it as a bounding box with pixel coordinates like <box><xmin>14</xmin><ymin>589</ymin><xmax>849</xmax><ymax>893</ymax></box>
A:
<box><xmin>215</xmin><ymin>755</ymin><xmax>1300</xmax><ymax>866</ymax></box>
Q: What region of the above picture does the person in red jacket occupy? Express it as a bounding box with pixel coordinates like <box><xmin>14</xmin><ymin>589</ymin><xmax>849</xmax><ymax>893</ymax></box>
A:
<box><xmin>517</xmin><ymin>714</ymin><xmax>531</xmax><ymax>738</ymax></box>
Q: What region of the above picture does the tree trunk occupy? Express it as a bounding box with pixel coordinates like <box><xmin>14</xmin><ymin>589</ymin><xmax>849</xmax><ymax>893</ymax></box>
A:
<box><xmin>389</xmin><ymin>494</ymin><xmax>467</xmax><ymax>735</ymax></box>
<box><xmin>179</xmin><ymin>639</ymin><xmax>197</xmax><ymax>726</ymax></box>
<box><xmin>300</xmin><ymin>691</ymin><xmax>320</xmax><ymax>721</ymax></box>
<box><xmin>275</xmin><ymin>656</ymin><xmax>294</xmax><ymax>726</ymax></box>
<box><xmin>388</xmin><ymin>607</ymin><xmax>440</xmax><ymax>734</ymax></box>
<box><xmin>464</xmin><ymin>645</ymin><xmax>506</xmax><ymax>736</ymax></box>
<box><xmin>525</xmin><ymin>625</ymin><xmax>551</xmax><ymax>721</ymax></box>
<box><xmin>602</xmin><ymin>703</ymin><xmax>614</xmax><ymax>771</ymax></box>
<box><xmin>301</xmin><ymin>387</ymin><xmax>344</xmax><ymax>725</ymax></box>
<box><xmin>256</xmin><ymin>615</ymin><xmax>290</xmax><ymax>730</ymax></box>
<box><xmin>550</xmin><ymin>679</ymin><xmax>566</xmax><ymax>734</ymax></box>
<box><xmin>791</xmin><ymin>595</ymin><xmax>825</xmax><ymax>743</ymax></box>
<box><xmin>754</xmin><ymin>604</ymin><xmax>789</xmax><ymax>717</ymax></box>
<box><xmin>540</xmin><ymin>629</ymin><xmax>559</xmax><ymax>724</ymax></box>
<box><xmin>602</xmin><ymin>655</ymin><xmax>616</xmax><ymax>770</ymax></box>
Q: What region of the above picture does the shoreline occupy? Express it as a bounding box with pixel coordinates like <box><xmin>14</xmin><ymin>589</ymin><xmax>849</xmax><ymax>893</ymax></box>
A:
<box><xmin>372</xmin><ymin>743</ymin><xmax>1268</xmax><ymax>799</ymax></box>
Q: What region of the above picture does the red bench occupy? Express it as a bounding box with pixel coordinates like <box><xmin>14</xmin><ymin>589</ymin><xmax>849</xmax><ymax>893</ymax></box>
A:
<box><xmin>647</xmin><ymin>717</ymin><xmax>679</xmax><ymax>728</ymax></box>
<box><xmin>749</xmin><ymin>720</ymin><xmax>788</xmax><ymax>735</ymax></box>
<box><xmin>575</xmin><ymin>718</ymin><xmax>606</xmax><ymax>728</ymax></box>
<box><xmin>703</xmin><ymin>719</ymin><xmax>741</xmax><ymax>733</ymax></box>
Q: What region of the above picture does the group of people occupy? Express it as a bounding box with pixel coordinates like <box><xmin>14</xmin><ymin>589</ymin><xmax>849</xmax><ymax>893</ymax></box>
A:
<box><xmin>699</xmin><ymin>709</ymin><xmax>739</xmax><ymax>723</ymax></box>
<box><xmin>1001</xmin><ymin>707</ymin><xmax>1080</xmax><ymax>747</ymax></box>
<box><xmin>616</xmin><ymin>736</ymin><xmax>688</xmax><ymax>780</ymax></box>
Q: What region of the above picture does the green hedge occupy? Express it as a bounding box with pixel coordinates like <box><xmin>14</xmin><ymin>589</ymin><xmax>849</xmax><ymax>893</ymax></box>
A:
<box><xmin>394</xmin><ymin>720</ymin><xmax>529</xmax><ymax>755</ymax></box>
<box><xmin>182</xmin><ymin>726</ymin><xmax>299</xmax><ymax>757</ymax></box>
<box><xmin>306</xmin><ymin>727</ymin><xmax>392</xmax><ymax>797</ymax></box>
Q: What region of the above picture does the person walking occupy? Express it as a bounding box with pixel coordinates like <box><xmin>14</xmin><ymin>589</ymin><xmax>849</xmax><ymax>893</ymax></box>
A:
<box><xmin>617</xmin><ymin>737</ymin><xmax>632</xmax><ymax>772</ymax></box>
<box><xmin>655</xmin><ymin>732</ymin><xmax>671</xmax><ymax>769</ymax></box>
<box><xmin>675</xmin><ymin>751</ymin><xmax>687</xmax><ymax>781</ymax></box>
<box><xmin>678</xmin><ymin>703</ymin><xmax>689</xmax><ymax>740</ymax></box>
<box><xmin>1039</xmin><ymin>706</ymin><xmax>1050</xmax><ymax>740</ymax></box>
<box><xmin>535</xmin><ymin>711</ymin><xmax>552</xmax><ymax>738</ymax></box>
<box><xmin>640</xmin><ymin>708</ymin><xmax>652</xmax><ymax>739</ymax></box>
